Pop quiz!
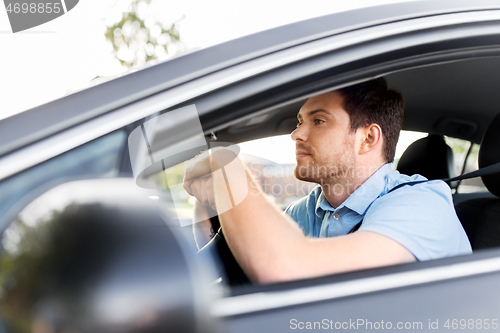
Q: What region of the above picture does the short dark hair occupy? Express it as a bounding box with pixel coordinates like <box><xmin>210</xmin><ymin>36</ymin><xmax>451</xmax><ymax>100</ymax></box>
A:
<box><xmin>338</xmin><ymin>78</ymin><xmax>404</xmax><ymax>163</ymax></box>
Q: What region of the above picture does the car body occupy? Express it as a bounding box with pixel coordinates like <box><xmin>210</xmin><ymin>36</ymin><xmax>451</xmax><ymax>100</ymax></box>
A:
<box><xmin>2</xmin><ymin>0</ymin><xmax>500</xmax><ymax>332</ymax></box>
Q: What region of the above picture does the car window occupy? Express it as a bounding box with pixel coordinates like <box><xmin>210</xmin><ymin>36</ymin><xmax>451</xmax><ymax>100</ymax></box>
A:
<box><xmin>146</xmin><ymin>129</ymin><xmax>481</xmax><ymax>237</ymax></box>
<box><xmin>238</xmin><ymin>135</ymin><xmax>316</xmax><ymax>209</ymax></box>
<box><xmin>237</xmin><ymin>132</ymin><xmax>482</xmax><ymax>206</ymax></box>
<box><xmin>238</xmin><ymin>131</ymin><xmax>457</xmax><ymax>206</ymax></box>
<box><xmin>131</xmin><ymin>130</ymin><xmax>443</xmax><ymax>225</ymax></box>
<box><xmin>147</xmin><ymin>130</ymin><xmax>468</xmax><ymax>243</ymax></box>
<box><xmin>0</xmin><ymin>131</ymin><xmax>126</xmax><ymax>231</ymax></box>
<box><xmin>457</xmin><ymin>144</ymin><xmax>488</xmax><ymax>193</ymax></box>
<box><xmin>444</xmin><ymin>136</ymin><xmax>472</xmax><ymax>178</ymax></box>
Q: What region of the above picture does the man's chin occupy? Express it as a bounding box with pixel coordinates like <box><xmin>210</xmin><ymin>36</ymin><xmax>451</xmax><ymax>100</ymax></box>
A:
<box><xmin>294</xmin><ymin>167</ymin><xmax>318</xmax><ymax>183</ymax></box>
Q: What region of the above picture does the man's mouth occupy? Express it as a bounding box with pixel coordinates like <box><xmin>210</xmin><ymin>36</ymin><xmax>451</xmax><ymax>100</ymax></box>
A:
<box><xmin>295</xmin><ymin>150</ymin><xmax>311</xmax><ymax>159</ymax></box>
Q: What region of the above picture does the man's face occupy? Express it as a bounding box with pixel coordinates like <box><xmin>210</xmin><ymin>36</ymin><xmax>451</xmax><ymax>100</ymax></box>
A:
<box><xmin>291</xmin><ymin>91</ymin><xmax>357</xmax><ymax>186</ymax></box>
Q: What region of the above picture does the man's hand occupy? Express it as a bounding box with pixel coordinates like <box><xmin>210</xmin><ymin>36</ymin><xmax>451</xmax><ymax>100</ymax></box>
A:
<box><xmin>183</xmin><ymin>150</ymin><xmax>218</xmax><ymax>249</ymax></box>
<box><xmin>183</xmin><ymin>150</ymin><xmax>213</xmax><ymax>195</ymax></box>
<box><xmin>183</xmin><ymin>150</ymin><xmax>214</xmax><ymax>209</ymax></box>
<box><xmin>183</xmin><ymin>147</ymin><xmax>240</xmax><ymax>211</ymax></box>
<box><xmin>186</xmin><ymin>176</ymin><xmax>217</xmax><ymax>211</ymax></box>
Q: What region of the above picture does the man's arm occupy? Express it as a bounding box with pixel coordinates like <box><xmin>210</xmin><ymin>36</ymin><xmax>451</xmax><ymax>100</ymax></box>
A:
<box><xmin>185</xmin><ymin>149</ymin><xmax>415</xmax><ymax>283</ymax></box>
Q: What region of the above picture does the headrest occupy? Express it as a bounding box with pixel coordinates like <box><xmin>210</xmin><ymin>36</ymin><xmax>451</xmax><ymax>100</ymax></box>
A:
<box><xmin>397</xmin><ymin>134</ymin><xmax>455</xmax><ymax>180</ymax></box>
<box><xmin>479</xmin><ymin>112</ymin><xmax>500</xmax><ymax>197</ymax></box>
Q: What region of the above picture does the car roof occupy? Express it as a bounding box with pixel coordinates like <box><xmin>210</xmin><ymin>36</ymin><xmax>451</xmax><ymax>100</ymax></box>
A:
<box><xmin>1</xmin><ymin>0</ymin><xmax>500</xmax><ymax>157</ymax></box>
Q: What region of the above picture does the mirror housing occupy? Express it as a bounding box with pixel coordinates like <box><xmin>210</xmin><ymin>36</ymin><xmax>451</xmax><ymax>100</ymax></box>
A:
<box><xmin>0</xmin><ymin>179</ymin><xmax>219</xmax><ymax>333</ymax></box>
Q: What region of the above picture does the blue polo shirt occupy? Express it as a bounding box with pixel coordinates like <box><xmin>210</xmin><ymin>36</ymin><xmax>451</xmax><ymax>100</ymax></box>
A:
<box><xmin>284</xmin><ymin>164</ymin><xmax>472</xmax><ymax>261</ymax></box>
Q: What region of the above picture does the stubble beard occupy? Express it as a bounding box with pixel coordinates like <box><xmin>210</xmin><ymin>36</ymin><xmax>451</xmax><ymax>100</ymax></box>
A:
<box><xmin>294</xmin><ymin>154</ymin><xmax>355</xmax><ymax>184</ymax></box>
<box><xmin>294</xmin><ymin>142</ymin><xmax>356</xmax><ymax>197</ymax></box>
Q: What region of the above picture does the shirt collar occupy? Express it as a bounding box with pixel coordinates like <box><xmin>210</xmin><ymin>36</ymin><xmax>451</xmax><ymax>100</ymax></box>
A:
<box><xmin>315</xmin><ymin>189</ymin><xmax>333</xmax><ymax>217</ymax></box>
<box><xmin>314</xmin><ymin>164</ymin><xmax>394</xmax><ymax>217</ymax></box>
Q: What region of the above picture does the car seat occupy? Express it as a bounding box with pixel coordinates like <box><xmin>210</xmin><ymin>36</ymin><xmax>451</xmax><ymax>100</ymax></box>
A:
<box><xmin>397</xmin><ymin>134</ymin><xmax>456</xmax><ymax>180</ymax></box>
<box><xmin>455</xmin><ymin>112</ymin><xmax>500</xmax><ymax>250</ymax></box>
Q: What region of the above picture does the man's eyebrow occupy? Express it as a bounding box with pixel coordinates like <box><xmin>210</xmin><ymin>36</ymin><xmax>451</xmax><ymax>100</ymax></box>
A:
<box><xmin>297</xmin><ymin>109</ymin><xmax>331</xmax><ymax>119</ymax></box>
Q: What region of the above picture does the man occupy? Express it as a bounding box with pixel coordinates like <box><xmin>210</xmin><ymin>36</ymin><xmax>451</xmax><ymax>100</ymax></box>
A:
<box><xmin>184</xmin><ymin>78</ymin><xmax>471</xmax><ymax>284</ymax></box>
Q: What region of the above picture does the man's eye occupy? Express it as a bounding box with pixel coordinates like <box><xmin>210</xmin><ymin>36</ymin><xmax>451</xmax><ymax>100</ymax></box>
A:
<box><xmin>314</xmin><ymin>119</ymin><xmax>324</xmax><ymax>125</ymax></box>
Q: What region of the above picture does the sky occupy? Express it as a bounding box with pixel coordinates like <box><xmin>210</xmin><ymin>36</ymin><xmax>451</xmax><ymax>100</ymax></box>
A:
<box><xmin>0</xmin><ymin>0</ymin><xmax>418</xmax><ymax>121</ymax></box>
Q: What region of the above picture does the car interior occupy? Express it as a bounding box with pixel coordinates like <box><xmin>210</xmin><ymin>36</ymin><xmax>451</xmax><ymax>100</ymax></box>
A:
<box><xmin>197</xmin><ymin>56</ymin><xmax>500</xmax><ymax>266</ymax></box>
<box><xmin>108</xmin><ymin>54</ymin><xmax>500</xmax><ymax>288</ymax></box>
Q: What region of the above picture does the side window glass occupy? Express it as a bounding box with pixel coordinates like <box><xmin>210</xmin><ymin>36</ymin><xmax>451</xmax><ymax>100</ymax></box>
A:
<box><xmin>149</xmin><ymin>131</ymin><xmax>483</xmax><ymax>230</ymax></box>
<box><xmin>457</xmin><ymin>144</ymin><xmax>488</xmax><ymax>193</ymax></box>
<box><xmin>444</xmin><ymin>136</ymin><xmax>471</xmax><ymax>177</ymax></box>
<box><xmin>146</xmin><ymin>135</ymin><xmax>315</xmax><ymax>227</ymax></box>
<box><xmin>235</xmin><ymin>132</ymin><xmax>478</xmax><ymax>205</ymax></box>
<box><xmin>238</xmin><ymin>135</ymin><xmax>316</xmax><ymax>209</ymax></box>
<box><xmin>0</xmin><ymin>131</ymin><xmax>126</xmax><ymax>228</ymax></box>
<box><xmin>238</xmin><ymin>132</ymin><xmax>468</xmax><ymax>207</ymax></box>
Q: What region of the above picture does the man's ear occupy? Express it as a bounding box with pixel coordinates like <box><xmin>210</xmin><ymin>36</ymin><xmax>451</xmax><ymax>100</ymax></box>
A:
<box><xmin>359</xmin><ymin>124</ymin><xmax>382</xmax><ymax>154</ymax></box>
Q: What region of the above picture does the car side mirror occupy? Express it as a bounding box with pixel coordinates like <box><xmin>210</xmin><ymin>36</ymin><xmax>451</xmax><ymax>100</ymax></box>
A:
<box><xmin>0</xmin><ymin>179</ymin><xmax>219</xmax><ymax>333</ymax></box>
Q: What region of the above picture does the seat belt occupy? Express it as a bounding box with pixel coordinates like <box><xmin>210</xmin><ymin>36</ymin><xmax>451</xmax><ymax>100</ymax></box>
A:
<box><xmin>348</xmin><ymin>160</ymin><xmax>500</xmax><ymax>234</ymax></box>
<box><xmin>347</xmin><ymin>179</ymin><xmax>422</xmax><ymax>233</ymax></box>
<box><xmin>389</xmin><ymin>160</ymin><xmax>500</xmax><ymax>193</ymax></box>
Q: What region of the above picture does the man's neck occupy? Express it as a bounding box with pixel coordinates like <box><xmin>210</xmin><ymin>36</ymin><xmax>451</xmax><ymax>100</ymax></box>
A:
<box><xmin>320</xmin><ymin>163</ymin><xmax>385</xmax><ymax>208</ymax></box>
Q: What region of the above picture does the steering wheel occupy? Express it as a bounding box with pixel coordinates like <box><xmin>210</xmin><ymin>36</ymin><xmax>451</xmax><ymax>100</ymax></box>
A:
<box><xmin>197</xmin><ymin>215</ymin><xmax>250</xmax><ymax>286</ymax></box>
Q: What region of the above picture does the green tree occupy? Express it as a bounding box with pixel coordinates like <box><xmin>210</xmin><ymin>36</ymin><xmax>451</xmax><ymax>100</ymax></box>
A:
<box><xmin>105</xmin><ymin>0</ymin><xmax>183</xmax><ymax>67</ymax></box>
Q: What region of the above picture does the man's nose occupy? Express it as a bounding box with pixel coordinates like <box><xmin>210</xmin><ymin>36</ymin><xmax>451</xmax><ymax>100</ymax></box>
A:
<box><xmin>291</xmin><ymin>124</ymin><xmax>307</xmax><ymax>142</ymax></box>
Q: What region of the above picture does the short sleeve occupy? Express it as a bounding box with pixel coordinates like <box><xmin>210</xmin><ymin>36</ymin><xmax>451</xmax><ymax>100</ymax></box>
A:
<box><xmin>360</xmin><ymin>180</ymin><xmax>472</xmax><ymax>260</ymax></box>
